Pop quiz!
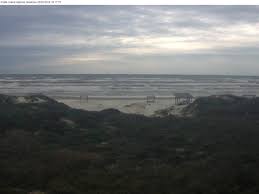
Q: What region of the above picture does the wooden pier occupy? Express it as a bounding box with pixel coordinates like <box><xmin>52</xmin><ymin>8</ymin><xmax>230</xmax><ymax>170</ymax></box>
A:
<box><xmin>80</xmin><ymin>95</ymin><xmax>88</xmax><ymax>103</ymax></box>
<box><xmin>174</xmin><ymin>93</ymin><xmax>193</xmax><ymax>105</ymax></box>
<box><xmin>146</xmin><ymin>95</ymin><xmax>156</xmax><ymax>103</ymax></box>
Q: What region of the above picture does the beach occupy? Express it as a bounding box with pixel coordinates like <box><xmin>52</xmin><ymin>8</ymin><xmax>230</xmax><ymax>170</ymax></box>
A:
<box><xmin>1</xmin><ymin>74</ymin><xmax>258</xmax><ymax>117</ymax></box>
<box><xmin>58</xmin><ymin>96</ymin><xmax>188</xmax><ymax>116</ymax></box>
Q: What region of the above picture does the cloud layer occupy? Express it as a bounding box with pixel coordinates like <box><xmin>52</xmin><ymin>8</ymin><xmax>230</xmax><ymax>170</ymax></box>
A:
<box><xmin>1</xmin><ymin>6</ymin><xmax>259</xmax><ymax>74</ymax></box>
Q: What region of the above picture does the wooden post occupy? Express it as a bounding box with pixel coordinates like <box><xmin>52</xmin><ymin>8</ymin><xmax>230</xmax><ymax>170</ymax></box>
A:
<box><xmin>147</xmin><ymin>95</ymin><xmax>155</xmax><ymax>103</ymax></box>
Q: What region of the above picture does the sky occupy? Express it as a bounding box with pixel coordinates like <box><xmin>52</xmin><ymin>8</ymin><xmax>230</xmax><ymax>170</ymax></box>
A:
<box><xmin>0</xmin><ymin>6</ymin><xmax>259</xmax><ymax>75</ymax></box>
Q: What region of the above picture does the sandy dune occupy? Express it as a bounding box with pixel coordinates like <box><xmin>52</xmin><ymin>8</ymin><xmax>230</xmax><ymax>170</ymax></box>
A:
<box><xmin>58</xmin><ymin>97</ymin><xmax>188</xmax><ymax>117</ymax></box>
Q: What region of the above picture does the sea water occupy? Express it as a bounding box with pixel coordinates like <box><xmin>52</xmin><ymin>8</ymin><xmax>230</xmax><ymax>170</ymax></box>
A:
<box><xmin>0</xmin><ymin>74</ymin><xmax>259</xmax><ymax>99</ymax></box>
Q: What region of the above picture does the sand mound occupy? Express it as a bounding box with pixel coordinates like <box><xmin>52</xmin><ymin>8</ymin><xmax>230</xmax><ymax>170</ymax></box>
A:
<box><xmin>124</xmin><ymin>102</ymin><xmax>147</xmax><ymax>114</ymax></box>
<box><xmin>58</xmin><ymin>98</ymin><xmax>188</xmax><ymax>117</ymax></box>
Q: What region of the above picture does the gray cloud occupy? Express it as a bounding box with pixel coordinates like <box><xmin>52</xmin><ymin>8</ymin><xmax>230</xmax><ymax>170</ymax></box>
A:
<box><xmin>0</xmin><ymin>6</ymin><xmax>259</xmax><ymax>74</ymax></box>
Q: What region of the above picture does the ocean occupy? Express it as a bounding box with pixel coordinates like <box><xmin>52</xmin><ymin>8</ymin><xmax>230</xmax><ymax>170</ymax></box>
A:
<box><xmin>0</xmin><ymin>74</ymin><xmax>259</xmax><ymax>99</ymax></box>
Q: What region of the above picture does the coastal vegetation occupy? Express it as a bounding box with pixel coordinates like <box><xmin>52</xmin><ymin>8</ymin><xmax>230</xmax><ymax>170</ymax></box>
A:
<box><xmin>1</xmin><ymin>94</ymin><xmax>259</xmax><ymax>194</ymax></box>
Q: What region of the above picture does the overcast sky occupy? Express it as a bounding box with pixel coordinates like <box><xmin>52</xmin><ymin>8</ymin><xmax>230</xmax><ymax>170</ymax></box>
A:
<box><xmin>0</xmin><ymin>6</ymin><xmax>259</xmax><ymax>75</ymax></box>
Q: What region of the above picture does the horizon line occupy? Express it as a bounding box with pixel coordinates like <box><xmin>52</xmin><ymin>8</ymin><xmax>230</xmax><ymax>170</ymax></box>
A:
<box><xmin>0</xmin><ymin>73</ymin><xmax>259</xmax><ymax>77</ymax></box>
